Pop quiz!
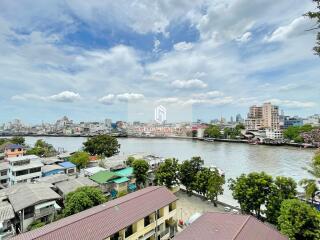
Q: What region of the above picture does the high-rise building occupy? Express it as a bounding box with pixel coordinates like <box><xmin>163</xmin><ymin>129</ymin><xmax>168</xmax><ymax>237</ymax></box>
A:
<box><xmin>245</xmin><ymin>103</ymin><xmax>279</xmax><ymax>130</ymax></box>
<box><xmin>236</xmin><ymin>114</ymin><xmax>243</xmax><ymax>123</ymax></box>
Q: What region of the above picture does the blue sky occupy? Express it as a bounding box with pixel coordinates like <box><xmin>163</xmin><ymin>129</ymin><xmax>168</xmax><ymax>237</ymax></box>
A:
<box><xmin>0</xmin><ymin>0</ymin><xmax>319</xmax><ymax>124</ymax></box>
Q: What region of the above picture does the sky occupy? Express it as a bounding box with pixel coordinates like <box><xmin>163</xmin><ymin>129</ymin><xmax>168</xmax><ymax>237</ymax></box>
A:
<box><xmin>0</xmin><ymin>0</ymin><xmax>319</xmax><ymax>124</ymax></box>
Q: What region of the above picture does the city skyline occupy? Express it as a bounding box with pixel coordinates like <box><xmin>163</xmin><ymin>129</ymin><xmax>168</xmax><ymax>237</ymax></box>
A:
<box><xmin>0</xmin><ymin>0</ymin><xmax>320</xmax><ymax>123</ymax></box>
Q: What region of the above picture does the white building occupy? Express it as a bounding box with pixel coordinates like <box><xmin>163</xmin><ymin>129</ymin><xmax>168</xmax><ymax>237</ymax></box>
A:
<box><xmin>8</xmin><ymin>155</ymin><xmax>43</xmax><ymax>186</ymax></box>
<box><xmin>265</xmin><ymin>129</ymin><xmax>283</xmax><ymax>140</ymax></box>
<box><xmin>0</xmin><ymin>162</ymin><xmax>10</xmax><ymax>187</ymax></box>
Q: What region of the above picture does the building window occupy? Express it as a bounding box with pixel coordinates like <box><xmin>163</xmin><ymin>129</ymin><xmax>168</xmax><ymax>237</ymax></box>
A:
<box><xmin>16</xmin><ymin>169</ymin><xmax>29</xmax><ymax>176</ymax></box>
<box><xmin>24</xmin><ymin>206</ymin><xmax>34</xmax><ymax>219</ymax></box>
<box><xmin>125</xmin><ymin>225</ymin><xmax>133</xmax><ymax>238</ymax></box>
<box><xmin>18</xmin><ymin>148</ymin><xmax>22</xmax><ymax>151</ymax></box>
<box><xmin>144</xmin><ymin>216</ymin><xmax>151</xmax><ymax>227</ymax></box>
<box><xmin>110</xmin><ymin>232</ymin><xmax>120</xmax><ymax>240</ymax></box>
<box><xmin>0</xmin><ymin>179</ymin><xmax>7</xmax><ymax>184</ymax></box>
<box><xmin>169</xmin><ymin>202</ymin><xmax>176</xmax><ymax>212</ymax></box>
<box><xmin>11</xmin><ymin>149</ymin><xmax>15</xmax><ymax>152</ymax></box>
<box><xmin>0</xmin><ymin>170</ymin><xmax>7</xmax><ymax>176</ymax></box>
<box><xmin>30</xmin><ymin>167</ymin><xmax>41</xmax><ymax>173</ymax></box>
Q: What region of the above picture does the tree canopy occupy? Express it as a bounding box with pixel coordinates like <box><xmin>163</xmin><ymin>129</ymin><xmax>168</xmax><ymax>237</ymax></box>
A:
<box><xmin>70</xmin><ymin>151</ymin><xmax>90</xmax><ymax>169</ymax></box>
<box><xmin>26</xmin><ymin>139</ymin><xmax>57</xmax><ymax>157</ymax></box>
<box><xmin>278</xmin><ymin>199</ymin><xmax>320</xmax><ymax>240</ymax></box>
<box><xmin>132</xmin><ymin>159</ymin><xmax>149</xmax><ymax>187</ymax></box>
<box><xmin>10</xmin><ymin>136</ymin><xmax>26</xmax><ymax>145</ymax></box>
<box><xmin>155</xmin><ymin>158</ymin><xmax>179</xmax><ymax>188</ymax></box>
<box><xmin>283</xmin><ymin>125</ymin><xmax>313</xmax><ymax>142</ymax></box>
<box><xmin>63</xmin><ymin>186</ymin><xmax>106</xmax><ymax>217</ymax></box>
<box><xmin>83</xmin><ymin>134</ymin><xmax>120</xmax><ymax>157</ymax></box>
<box><xmin>206</xmin><ymin>169</ymin><xmax>225</xmax><ymax>206</ymax></box>
<box><xmin>178</xmin><ymin>156</ymin><xmax>204</xmax><ymax>194</ymax></box>
<box><xmin>204</xmin><ymin>125</ymin><xmax>221</xmax><ymax>138</ymax></box>
<box><xmin>305</xmin><ymin>0</ymin><xmax>320</xmax><ymax>56</ymax></box>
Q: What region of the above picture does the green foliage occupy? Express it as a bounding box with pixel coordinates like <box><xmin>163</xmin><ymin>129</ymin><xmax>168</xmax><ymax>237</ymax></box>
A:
<box><xmin>63</xmin><ymin>186</ymin><xmax>106</xmax><ymax>217</ymax></box>
<box><xmin>117</xmin><ymin>190</ymin><xmax>127</xmax><ymax>198</ymax></box>
<box><xmin>178</xmin><ymin>156</ymin><xmax>204</xmax><ymax>194</ymax></box>
<box><xmin>299</xmin><ymin>179</ymin><xmax>319</xmax><ymax>203</ymax></box>
<box><xmin>10</xmin><ymin>136</ymin><xmax>25</xmax><ymax>145</ymax></box>
<box><xmin>265</xmin><ymin>176</ymin><xmax>297</xmax><ymax>224</ymax></box>
<box><xmin>207</xmin><ymin>169</ymin><xmax>225</xmax><ymax>206</ymax></box>
<box><xmin>70</xmin><ymin>151</ymin><xmax>90</xmax><ymax>169</ymax></box>
<box><xmin>83</xmin><ymin>134</ymin><xmax>120</xmax><ymax>157</ymax></box>
<box><xmin>26</xmin><ymin>139</ymin><xmax>57</xmax><ymax>157</ymax></box>
<box><xmin>283</xmin><ymin>125</ymin><xmax>313</xmax><ymax>142</ymax></box>
<box><xmin>229</xmin><ymin>172</ymin><xmax>273</xmax><ymax>218</ymax></box>
<box><xmin>278</xmin><ymin>199</ymin><xmax>320</xmax><ymax>240</ymax></box>
<box><xmin>204</xmin><ymin>125</ymin><xmax>221</xmax><ymax>138</ymax></box>
<box><xmin>132</xmin><ymin>159</ymin><xmax>149</xmax><ymax>187</ymax></box>
<box><xmin>305</xmin><ymin>0</ymin><xmax>320</xmax><ymax>56</ymax></box>
<box><xmin>194</xmin><ymin>168</ymin><xmax>211</xmax><ymax>196</ymax></box>
<box><xmin>27</xmin><ymin>220</ymin><xmax>46</xmax><ymax>231</ymax></box>
<box><xmin>155</xmin><ymin>158</ymin><xmax>179</xmax><ymax>188</ymax></box>
<box><xmin>126</xmin><ymin>156</ymin><xmax>135</xmax><ymax>167</ymax></box>
<box><xmin>307</xmin><ymin>150</ymin><xmax>320</xmax><ymax>178</ymax></box>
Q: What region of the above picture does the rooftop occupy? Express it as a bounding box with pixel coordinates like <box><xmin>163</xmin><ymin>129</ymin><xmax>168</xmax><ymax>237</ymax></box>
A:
<box><xmin>83</xmin><ymin>166</ymin><xmax>106</xmax><ymax>176</ymax></box>
<box><xmin>89</xmin><ymin>171</ymin><xmax>121</xmax><ymax>184</ymax></box>
<box><xmin>12</xmin><ymin>186</ymin><xmax>177</xmax><ymax>240</ymax></box>
<box><xmin>0</xmin><ymin>201</ymin><xmax>15</xmax><ymax>222</ymax></box>
<box><xmin>174</xmin><ymin>212</ymin><xmax>288</xmax><ymax>240</ymax></box>
<box><xmin>112</xmin><ymin>177</ymin><xmax>130</xmax><ymax>184</ymax></box>
<box><xmin>0</xmin><ymin>183</ymin><xmax>61</xmax><ymax>212</ymax></box>
<box><xmin>5</xmin><ymin>144</ymin><xmax>25</xmax><ymax>150</ymax></box>
<box><xmin>42</xmin><ymin>164</ymin><xmax>64</xmax><ymax>173</ymax></box>
<box><xmin>55</xmin><ymin>177</ymin><xmax>98</xmax><ymax>196</ymax></box>
<box><xmin>58</xmin><ymin>161</ymin><xmax>76</xmax><ymax>169</ymax></box>
<box><xmin>41</xmin><ymin>157</ymin><xmax>63</xmax><ymax>165</ymax></box>
<box><xmin>8</xmin><ymin>155</ymin><xmax>39</xmax><ymax>162</ymax></box>
<box><xmin>113</xmin><ymin>167</ymin><xmax>133</xmax><ymax>177</ymax></box>
<box><xmin>36</xmin><ymin>174</ymin><xmax>69</xmax><ymax>185</ymax></box>
<box><xmin>0</xmin><ymin>161</ymin><xmax>9</xmax><ymax>170</ymax></box>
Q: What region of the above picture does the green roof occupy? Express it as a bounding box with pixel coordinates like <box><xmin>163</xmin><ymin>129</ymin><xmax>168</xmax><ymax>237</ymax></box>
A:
<box><xmin>114</xmin><ymin>167</ymin><xmax>133</xmax><ymax>177</ymax></box>
<box><xmin>90</xmin><ymin>171</ymin><xmax>120</xmax><ymax>184</ymax></box>
<box><xmin>113</xmin><ymin>177</ymin><xmax>130</xmax><ymax>184</ymax></box>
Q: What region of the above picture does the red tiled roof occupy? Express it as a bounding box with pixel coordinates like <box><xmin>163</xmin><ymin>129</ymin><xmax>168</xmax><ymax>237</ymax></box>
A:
<box><xmin>13</xmin><ymin>186</ymin><xmax>177</xmax><ymax>240</ymax></box>
<box><xmin>174</xmin><ymin>212</ymin><xmax>288</xmax><ymax>240</ymax></box>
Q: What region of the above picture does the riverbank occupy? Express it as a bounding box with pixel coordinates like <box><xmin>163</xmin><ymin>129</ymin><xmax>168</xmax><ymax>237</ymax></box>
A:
<box><xmin>1</xmin><ymin>134</ymin><xmax>317</xmax><ymax>149</ymax></box>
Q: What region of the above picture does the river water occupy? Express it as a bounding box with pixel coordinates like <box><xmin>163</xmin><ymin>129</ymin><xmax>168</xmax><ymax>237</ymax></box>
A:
<box><xmin>24</xmin><ymin>136</ymin><xmax>315</xmax><ymax>206</ymax></box>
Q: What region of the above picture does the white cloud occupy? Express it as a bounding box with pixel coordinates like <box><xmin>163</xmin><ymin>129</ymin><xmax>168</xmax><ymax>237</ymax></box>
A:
<box><xmin>116</xmin><ymin>93</ymin><xmax>145</xmax><ymax>102</ymax></box>
<box><xmin>266</xmin><ymin>16</ymin><xmax>314</xmax><ymax>42</ymax></box>
<box><xmin>236</xmin><ymin>32</ymin><xmax>252</xmax><ymax>43</ymax></box>
<box><xmin>192</xmin><ymin>91</ymin><xmax>224</xmax><ymax>99</ymax></box>
<box><xmin>156</xmin><ymin>97</ymin><xmax>180</xmax><ymax>104</ymax></box>
<box><xmin>98</xmin><ymin>94</ymin><xmax>115</xmax><ymax>105</ymax></box>
<box><xmin>173</xmin><ymin>41</ymin><xmax>194</xmax><ymax>51</ymax></box>
<box><xmin>153</xmin><ymin>39</ymin><xmax>161</xmax><ymax>53</ymax></box>
<box><xmin>12</xmin><ymin>91</ymin><xmax>81</xmax><ymax>103</ymax></box>
<box><xmin>171</xmin><ymin>79</ymin><xmax>207</xmax><ymax>89</ymax></box>
<box><xmin>279</xmin><ymin>83</ymin><xmax>300</xmax><ymax>91</ymax></box>
<box><xmin>267</xmin><ymin>98</ymin><xmax>316</xmax><ymax>108</ymax></box>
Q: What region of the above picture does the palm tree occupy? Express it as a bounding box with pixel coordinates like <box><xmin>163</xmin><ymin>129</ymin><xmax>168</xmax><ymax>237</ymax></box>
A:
<box><xmin>299</xmin><ymin>179</ymin><xmax>319</xmax><ymax>204</ymax></box>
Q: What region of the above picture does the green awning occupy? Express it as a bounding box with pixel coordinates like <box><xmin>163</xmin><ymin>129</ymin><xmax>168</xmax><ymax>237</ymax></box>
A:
<box><xmin>113</xmin><ymin>177</ymin><xmax>129</xmax><ymax>184</ymax></box>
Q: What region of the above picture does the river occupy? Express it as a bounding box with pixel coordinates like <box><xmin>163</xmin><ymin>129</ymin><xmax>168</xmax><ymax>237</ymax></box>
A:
<box><xmin>24</xmin><ymin>136</ymin><xmax>315</xmax><ymax>206</ymax></box>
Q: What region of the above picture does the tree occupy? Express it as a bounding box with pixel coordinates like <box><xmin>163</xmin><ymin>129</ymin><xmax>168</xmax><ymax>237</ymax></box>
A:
<box><xmin>26</xmin><ymin>139</ymin><xmax>57</xmax><ymax>157</ymax></box>
<box><xmin>83</xmin><ymin>134</ymin><xmax>120</xmax><ymax>157</ymax></box>
<box><xmin>70</xmin><ymin>151</ymin><xmax>90</xmax><ymax>169</ymax></box>
<box><xmin>132</xmin><ymin>159</ymin><xmax>149</xmax><ymax>187</ymax></box>
<box><xmin>305</xmin><ymin>0</ymin><xmax>320</xmax><ymax>56</ymax></box>
<box><xmin>299</xmin><ymin>179</ymin><xmax>319</xmax><ymax>204</ymax></box>
<box><xmin>179</xmin><ymin>156</ymin><xmax>204</xmax><ymax>194</ymax></box>
<box><xmin>229</xmin><ymin>172</ymin><xmax>273</xmax><ymax>218</ymax></box>
<box><xmin>278</xmin><ymin>199</ymin><xmax>320</xmax><ymax>240</ymax></box>
<box><xmin>207</xmin><ymin>169</ymin><xmax>225</xmax><ymax>206</ymax></box>
<box><xmin>126</xmin><ymin>156</ymin><xmax>135</xmax><ymax>167</ymax></box>
<box><xmin>204</xmin><ymin>125</ymin><xmax>221</xmax><ymax>138</ymax></box>
<box><xmin>155</xmin><ymin>158</ymin><xmax>179</xmax><ymax>188</ymax></box>
<box><xmin>63</xmin><ymin>186</ymin><xmax>106</xmax><ymax>217</ymax></box>
<box><xmin>194</xmin><ymin>167</ymin><xmax>211</xmax><ymax>196</ymax></box>
<box><xmin>11</xmin><ymin>136</ymin><xmax>25</xmax><ymax>145</ymax></box>
<box><xmin>266</xmin><ymin>176</ymin><xmax>297</xmax><ymax>225</ymax></box>
<box><xmin>283</xmin><ymin>125</ymin><xmax>313</xmax><ymax>142</ymax></box>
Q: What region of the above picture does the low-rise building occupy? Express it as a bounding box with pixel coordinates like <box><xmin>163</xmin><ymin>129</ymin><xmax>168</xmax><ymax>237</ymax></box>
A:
<box><xmin>4</xmin><ymin>144</ymin><xmax>25</xmax><ymax>159</ymax></box>
<box><xmin>0</xmin><ymin>201</ymin><xmax>15</xmax><ymax>239</ymax></box>
<box><xmin>174</xmin><ymin>212</ymin><xmax>287</xmax><ymax>240</ymax></box>
<box><xmin>55</xmin><ymin>177</ymin><xmax>99</xmax><ymax>198</ymax></box>
<box><xmin>265</xmin><ymin>129</ymin><xmax>283</xmax><ymax>140</ymax></box>
<box><xmin>0</xmin><ymin>162</ymin><xmax>9</xmax><ymax>187</ymax></box>
<box><xmin>12</xmin><ymin>186</ymin><xmax>177</xmax><ymax>240</ymax></box>
<box><xmin>0</xmin><ymin>183</ymin><xmax>61</xmax><ymax>232</ymax></box>
<box><xmin>42</xmin><ymin>164</ymin><xmax>65</xmax><ymax>177</ymax></box>
<box><xmin>8</xmin><ymin>155</ymin><xmax>43</xmax><ymax>186</ymax></box>
<box><xmin>58</xmin><ymin>162</ymin><xmax>76</xmax><ymax>175</ymax></box>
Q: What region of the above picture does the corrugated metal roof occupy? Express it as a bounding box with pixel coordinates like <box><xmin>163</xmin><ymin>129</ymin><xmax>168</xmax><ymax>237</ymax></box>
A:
<box><xmin>114</xmin><ymin>167</ymin><xmax>133</xmax><ymax>177</ymax></box>
<box><xmin>0</xmin><ymin>201</ymin><xmax>14</xmax><ymax>221</ymax></box>
<box><xmin>55</xmin><ymin>177</ymin><xmax>98</xmax><ymax>196</ymax></box>
<box><xmin>5</xmin><ymin>144</ymin><xmax>25</xmax><ymax>150</ymax></box>
<box><xmin>113</xmin><ymin>177</ymin><xmax>129</xmax><ymax>184</ymax></box>
<box><xmin>58</xmin><ymin>161</ymin><xmax>76</xmax><ymax>169</ymax></box>
<box><xmin>89</xmin><ymin>171</ymin><xmax>120</xmax><ymax>184</ymax></box>
<box><xmin>12</xmin><ymin>186</ymin><xmax>177</xmax><ymax>240</ymax></box>
<box><xmin>8</xmin><ymin>155</ymin><xmax>39</xmax><ymax>162</ymax></box>
<box><xmin>5</xmin><ymin>183</ymin><xmax>61</xmax><ymax>212</ymax></box>
<box><xmin>174</xmin><ymin>212</ymin><xmax>288</xmax><ymax>240</ymax></box>
<box><xmin>42</xmin><ymin>164</ymin><xmax>64</xmax><ymax>173</ymax></box>
<box><xmin>36</xmin><ymin>174</ymin><xmax>69</xmax><ymax>185</ymax></box>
